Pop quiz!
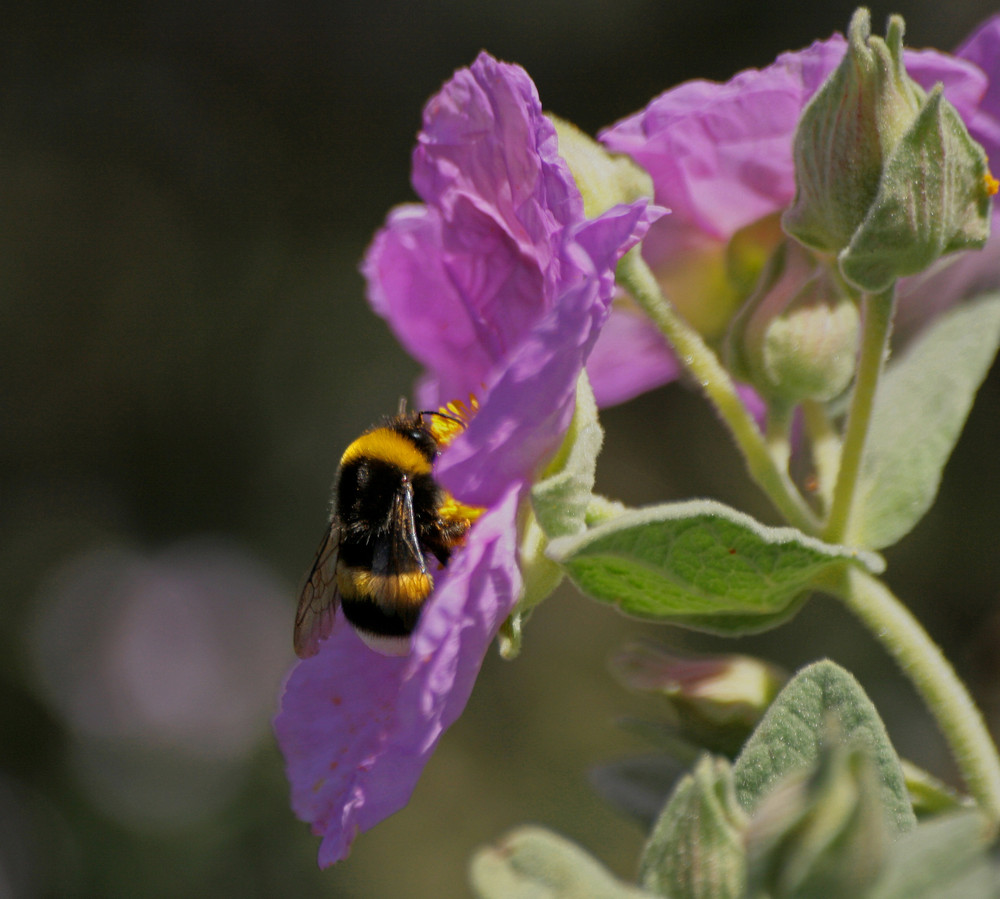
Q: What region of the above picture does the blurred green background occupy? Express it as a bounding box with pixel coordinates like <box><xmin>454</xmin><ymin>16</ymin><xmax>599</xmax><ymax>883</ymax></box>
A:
<box><xmin>3</xmin><ymin>1</ymin><xmax>1000</xmax><ymax>896</ymax></box>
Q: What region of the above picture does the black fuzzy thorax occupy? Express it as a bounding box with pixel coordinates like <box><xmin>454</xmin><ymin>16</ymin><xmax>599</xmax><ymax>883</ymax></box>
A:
<box><xmin>336</xmin><ymin>457</ymin><xmax>443</xmax><ymax>573</ymax></box>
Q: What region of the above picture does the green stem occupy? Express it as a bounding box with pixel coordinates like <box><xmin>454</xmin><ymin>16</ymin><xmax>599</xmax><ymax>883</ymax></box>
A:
<box><xmin>828</xmin><ymin>565</ymin><xmax>1000</xmax><ymax>836</ymax></box>
<box><xmin>801</xmin><ymin>399</ymin><xmax>841</xmax><ymax>513</ymax></box>
<box><xmin>823</xmin><ymin>287</ymin><xmax>895</xmax><ymax>542</ymax></box>
<box><xmin>765</xmin><ymin>403</ymin><xmax>794</xmax><ymax>475</ymax></box>
<box><xmin>617</xmin><ymin>250</ymin><xmax>820</xmax><ymax>534</ymax></box>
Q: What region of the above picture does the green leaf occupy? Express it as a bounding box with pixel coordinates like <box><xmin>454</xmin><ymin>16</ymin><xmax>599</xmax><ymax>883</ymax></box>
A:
<box><xmin>547</xmin><ymin>500</ymin><xmax>883</xmax><ymax>635</ymax></box>
<box><xmin>505</xmin><ymin>373</ymin><xmax>603</xmax><ymax>657</ymax></box>
<box><xmin>848</xmin><ymin>292</ymin><xmax>1000</xmax><ymax>548</ymax></box>
<box><xmin>638</xmin><ymin>755</ymin><xmax>748</xmax><ymax>899</ymax></box>
<box><xmin>734</xmin><ymin>661</ymin><xmax>915</xmax><ymax>835</ymax></box>
<box><xmin>901</xmin><ymin>759</ymin><xmax>969</xmax><ymax>818</ymax></box>
<box><xmin>469</xmin><ymin>826</ymin><xmax>654</xmax><ymax>899</ymax></box>
<box><xmin>870</xmin><ymin>810</ymin><xmax>1000</xmax><ymax>899</ymax></box>
<box><xmin>531</xmin><ymin>371</ymin><xmax>603</xmax><ymax>540</ymax></box>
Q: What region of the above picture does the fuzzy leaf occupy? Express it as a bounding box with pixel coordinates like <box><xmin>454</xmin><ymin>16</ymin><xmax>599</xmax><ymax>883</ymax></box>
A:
<box><xmin>870</xmin><ymin>810</ymin><xmax>1000</xmax><ymax>899</ymax></box>
<box><xmin>734</xmin><ymin>661</ymin><xmax>915</xmax><ymax>834</ymax></box>
<box><xmin>849</xmin><ymin>292</ymin><xmax>1000</xmax><ymax>549</ymax></box>
<box><xmin>547</xmin><ymin>500</ymin><xmax>882</xmax><ymax>635</ymax></box>
<box><xmin>638</xmin><ymin>755</ymin><xmax>748</xmax><ymax>899</ymax></box>
<box><xmin>531</xmin><ymin>372</ymin><xmax>603</xmax><ymax>540</ymax></box>
<box><xmin>745</xmin><ymin>740</ymin><xmax>892</xmax><ymax>898</ymax></box>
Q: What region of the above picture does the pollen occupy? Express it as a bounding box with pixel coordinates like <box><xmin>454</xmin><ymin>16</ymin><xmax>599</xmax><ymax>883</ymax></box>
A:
<box><xmin>430</xmin><ymin>395</ymin><xmax>480</xmax><ymax>447</ymax></box>
<box><xmin>438</xmin><ymin>492</ymin><xmax>485</xmax><ymax>525</ymax></box>
<box><xmin>985</xmin><ymin>171</ymin><xmax>999</xmax><ymax>197</ymax></box>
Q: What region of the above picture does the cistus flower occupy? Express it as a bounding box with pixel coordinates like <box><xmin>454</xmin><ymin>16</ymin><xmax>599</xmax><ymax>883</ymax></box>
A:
<box><xmin>275</xmin><ymin>52</ymin><xmax>658</xmax><ymax>867</ymax></box>
<box><xmin>600</xmin><ymin>15</ymin><xmax>1000</xmax><ymax>395</ymax></box>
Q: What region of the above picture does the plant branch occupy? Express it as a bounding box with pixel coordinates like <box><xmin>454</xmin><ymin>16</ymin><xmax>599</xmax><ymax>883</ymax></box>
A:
<box><xmin>827</xmin><ymin>565</ymin><xmax>1000</xmax><ymax>837</ymax></box>
<box><xmin>823</xmin><ymin>287</ymin><xmax>895</xmax><ymax>542</ymax></box>
<box><xmin>617</xmin><ymin>249</ymin><xmax>820</xmax><ymax>535</ymax></box>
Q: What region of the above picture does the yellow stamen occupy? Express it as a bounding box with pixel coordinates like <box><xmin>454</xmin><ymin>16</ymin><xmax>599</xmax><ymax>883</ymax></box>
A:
<box><xmin>432</xmin><ymin>394</ymin><xmax>485</xmax><ymax>524</ymax></box>
<box><xmin>985</xmin><ymin>171</ymin><xmax>999</xmax><ymax>197</ymax></box>
<box><xmin>430</xmin><ymin>395</ymin><xmax>480</xmax><ymax>447</ymax></box>
<box><xmin>438</xmin><ymin>492</ymin><xmax>485</xmax><ymax>524</ymax></box>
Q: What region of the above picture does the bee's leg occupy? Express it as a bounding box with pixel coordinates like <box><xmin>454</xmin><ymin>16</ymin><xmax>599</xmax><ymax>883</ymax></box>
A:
<box><xmin>425</xmin><ymin>518</ymin><xmax>471</xmax><ymax>568</ymax></box>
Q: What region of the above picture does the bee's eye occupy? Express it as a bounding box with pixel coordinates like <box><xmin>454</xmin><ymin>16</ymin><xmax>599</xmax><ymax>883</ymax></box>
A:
<box><xmin>408</xmin><ymin>428</ymin><xmax>438</xmax><ymax>458</ymax></box>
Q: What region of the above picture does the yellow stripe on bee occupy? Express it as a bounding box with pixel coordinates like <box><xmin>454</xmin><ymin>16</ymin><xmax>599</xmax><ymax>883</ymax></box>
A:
<box><xmin>340</xmin><ymin>428</ymin><xmax>432</xmax><ymax>475</ymax></box>
<box><xmin>338</xmin><ymin>566</ymin><xmax>433</xmax><ymax>607</ymax></box>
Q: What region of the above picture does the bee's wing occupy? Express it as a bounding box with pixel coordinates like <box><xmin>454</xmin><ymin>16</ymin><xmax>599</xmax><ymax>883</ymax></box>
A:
<box><xmin>293</xmin><ymin>525</ymin><xmax>341</xmax><ymax>658</ymax></box>
<box><xmin>372</xmin><ymin>482</ymin><xmax>426</xmax><ymax>579</ymax></box>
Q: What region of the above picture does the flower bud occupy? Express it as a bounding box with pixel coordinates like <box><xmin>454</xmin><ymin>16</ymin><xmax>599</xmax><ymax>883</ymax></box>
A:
<box><xmin>746</xmin><ymin>737</ymin><xmax>890</xmax><ymax>899</ymax></box>
<box><xmin>610</xmin><ymin>643</ymin><xmax>787</xmax><ymax>755</ymax></box>
<box><xmin>783</xmin><ymin>9</ymin><xmax>993</xmax><ymax>292</ymax></box>
<box><xmin>729</xmin><ymin>241</ymin><xmax>861</xmax><ymax>404</ymax></box>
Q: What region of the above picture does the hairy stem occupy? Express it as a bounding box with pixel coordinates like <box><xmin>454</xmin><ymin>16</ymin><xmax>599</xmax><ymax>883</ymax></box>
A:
<box><xmin>823</xmin><ymin>287</ymin><xmax>895</xmax><ymax>542</ymax></box>
<box><xmin>617</xmin><ymin>250</ymin><xmax>820</xmax><ymax>534</ymax></box>
<box><xmin>828</xmin><ymin>565</ymin><xmax>1000</xmax><ymax>836</ymax></box>
<box><xmin>801</xmin><ymin>399</ymin><xmax>841</xmax><ymax>513</ymax></box>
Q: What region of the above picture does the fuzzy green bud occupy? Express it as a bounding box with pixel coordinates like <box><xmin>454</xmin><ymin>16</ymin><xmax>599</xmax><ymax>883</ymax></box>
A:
<box><xmin>783</xmin><ymin>9</ymin><xmax>993</xmax><ymax>292</ymax></box>
<box><xmin>728</xmin><ymin>241</ymin><xmax>861</xmax><ymax>405</ymax></box>
<box><xmin>839</xmin><ymin>84</ymin><xmax>995</xmax><ymax>292</ymax></box>
<box><xmin>746</xmin><ymin>737</ymin><xmax>891</xmax><ymax>899</ymax></box>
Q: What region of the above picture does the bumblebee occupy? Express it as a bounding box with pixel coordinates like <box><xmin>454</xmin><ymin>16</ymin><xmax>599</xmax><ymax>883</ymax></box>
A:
<box><xmin>294</xmin><ymin>403</ymin><xmax>477</xmax><ymax>658</ymax></box>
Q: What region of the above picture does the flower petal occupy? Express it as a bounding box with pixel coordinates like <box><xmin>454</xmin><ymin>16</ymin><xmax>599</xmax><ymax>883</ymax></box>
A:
<box><xmin>436</xmin><ymin>201</ymin><xmax>657</xmax><ymax>507</ymax></box>
<box><xmin>600</xmin><ymin>37</ymin><xmax>847</xmax><ymax>251</ymax></box>
<box><xmin>275</xmin><ymin>484</ymin><xmax>523</xmax><ymax>866</ymax></box>
<box><xmin>363</xmin><ymin>204</ymin><xmax>492</xmax><ymax>399</ymax></box>
<box><xmin>601</xmin><ymin>36</ymin><xmax>988</xmax><ymax>257</ymax></box>
<box><xmin>587</xmin><ymin>303</ymin><xmax>679</xmax><ymax>408</ymax></box>
<box><xmin>956</xmin><ymin>15</ymin><xmax>1000</xmax><ymax>157</ymax></box>
<box><xmin>364</xmin><ymin>52</ymin><xmax>587</xmax><ymax>405</ymax></box>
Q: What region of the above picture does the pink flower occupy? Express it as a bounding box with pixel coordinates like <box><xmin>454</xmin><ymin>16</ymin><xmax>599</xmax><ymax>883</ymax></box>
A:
<box><xmin>600</xmin><ymin>24</ymin><xmax>999</xmax><ymax>394</ymax></box>
<box><xmin>275</xmin><ymin>52</ymin><xmax>657</xmax><ymax>866</ymax></box>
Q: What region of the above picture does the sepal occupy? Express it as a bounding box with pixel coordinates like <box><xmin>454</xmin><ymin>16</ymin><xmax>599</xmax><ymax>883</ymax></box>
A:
<box><xmin>550</xmin><ymin>114</ymin><xmax>655</xmax><ymax>219</ymax></box>
<box><xmin>728</xmin><ymin>241</ymin><xmax>860</xmax><ymax>404</ymax></box>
